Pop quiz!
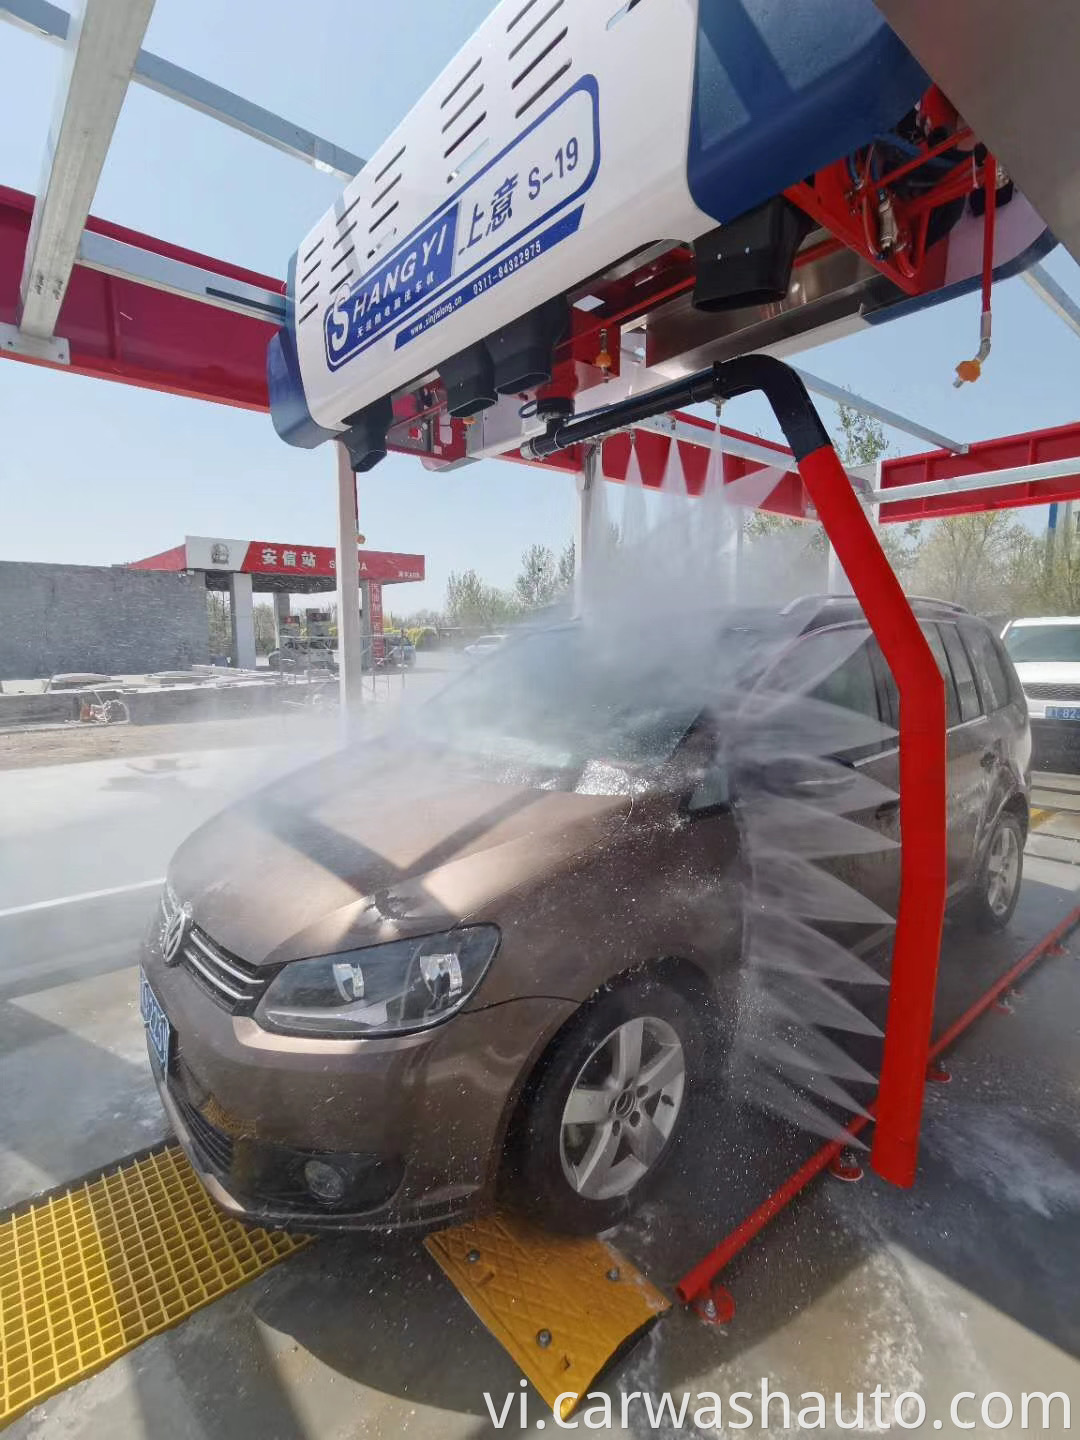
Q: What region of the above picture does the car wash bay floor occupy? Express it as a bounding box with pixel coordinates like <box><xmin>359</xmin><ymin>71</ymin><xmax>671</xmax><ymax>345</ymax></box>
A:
<box><xmin>1</xmin><ymin>762</ymin><xmax>1078</xmax><ymax>1439</ymax></box>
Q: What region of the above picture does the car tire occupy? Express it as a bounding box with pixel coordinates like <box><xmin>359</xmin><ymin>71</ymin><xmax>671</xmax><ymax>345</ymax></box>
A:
<box><xmin>965</xmin><ymin>810</ymin><xmax>1025</xmax><ymax>932</ymax></box>
<box><xmin>503</xmin><ymin>975</ymin><xmax>704</xmax><ymax>1234</ymax></box>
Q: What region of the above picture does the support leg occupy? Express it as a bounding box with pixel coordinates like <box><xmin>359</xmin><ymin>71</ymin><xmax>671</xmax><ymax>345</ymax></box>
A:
<box><xmin>335</xmin><ymin>443</ymin><xmax>365</xmax><ymax>732</ymax></box>
<box><xmin>227</xmin><ymin>572</ymin><xmax>255</xmax><ymax>670</ymax></box>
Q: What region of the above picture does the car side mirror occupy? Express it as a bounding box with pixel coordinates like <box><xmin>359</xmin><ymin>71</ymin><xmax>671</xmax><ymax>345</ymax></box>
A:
<box><xmin>686</xmin><ymin>762</ymin><xmax>730</xmax><ymax>815</ymax></box>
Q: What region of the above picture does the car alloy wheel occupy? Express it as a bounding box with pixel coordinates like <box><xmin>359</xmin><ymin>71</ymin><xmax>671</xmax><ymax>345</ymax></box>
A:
<box><xmin>558</xmin><ymin>1016</ymin><xmax>686</xmax><ymax>1201</ymax></box>
<box><xmin>986</xmin><ymin>821</ymin><xmax>1021</xmax><ymax>918</ymax></box>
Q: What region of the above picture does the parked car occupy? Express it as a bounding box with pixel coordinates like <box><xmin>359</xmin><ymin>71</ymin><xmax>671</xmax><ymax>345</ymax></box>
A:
<box><xmin>140</xmin><ymin>598</ymin><xmax>1029</xmax><ymax>1235</ymax></box>
<box><xmin>379</xmin><ymin>632</ymin><xmax>416</xmax><ymax>668</ymax></box>
<box><xmin>1001</xmin><ymin>615</ymin><xmax>1080</xmax><ymax>762</ymax></box>
<box><xmin>464</xmin><ymin>633</ymin><xmax>507</xmax><ymax>657</ymax></box>
<box><xmin>267</xmin><ymin>637</ymin><xmax>337</xmax><ymax>672</ymax></box>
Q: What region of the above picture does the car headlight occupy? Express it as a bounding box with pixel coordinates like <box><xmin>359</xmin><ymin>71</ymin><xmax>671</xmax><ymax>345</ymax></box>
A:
<box><xmin>253</xmin><ymin>927</ymin><xmax>500</xmax><ymax>1038</ymax></box>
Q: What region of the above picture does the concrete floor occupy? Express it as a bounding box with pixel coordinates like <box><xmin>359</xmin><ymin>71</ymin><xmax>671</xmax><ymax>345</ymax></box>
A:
<box><xmin>1</xmin><ymin>748</ymin><xmax>1078</xmax><ymax>1439</ymax></box>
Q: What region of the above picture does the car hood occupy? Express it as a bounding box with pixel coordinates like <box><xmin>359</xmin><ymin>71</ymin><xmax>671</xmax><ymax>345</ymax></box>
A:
<box><xmin>169</xmin><ymin>752</ymin><xmax>633</xmax><ymax>966</ymax></box>
<box><xmin>1012</xmin><ymin>661</ymin><xmax>1080</xmax><ymax>687</ymax></box>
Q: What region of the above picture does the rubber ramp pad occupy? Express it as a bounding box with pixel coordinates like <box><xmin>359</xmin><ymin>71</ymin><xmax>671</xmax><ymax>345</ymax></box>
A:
<box><xmin>425</xmin><ymin>1212</ymin><xmax>669</xmax><ymax>1418</ymax></box>
<box><xmin>0</xmin><ymin>1144</ymin><xmax>308</xmax><ymax>1427</ymax></box>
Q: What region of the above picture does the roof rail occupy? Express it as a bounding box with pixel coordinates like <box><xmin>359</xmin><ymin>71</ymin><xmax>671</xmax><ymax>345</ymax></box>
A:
<box><xmin>903</xmin><ymin>595</ymin><xmax>971</xmax><ymax>614</ymax></box>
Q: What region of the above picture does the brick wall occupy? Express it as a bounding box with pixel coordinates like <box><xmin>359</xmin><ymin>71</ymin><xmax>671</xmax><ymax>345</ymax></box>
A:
<box><xmin>0</xmin><ymin>562</ymin><xmax>210</xmax><ymax>680</ymax></box>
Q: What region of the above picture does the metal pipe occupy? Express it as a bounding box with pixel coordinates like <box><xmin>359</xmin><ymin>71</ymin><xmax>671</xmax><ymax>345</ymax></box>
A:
<box><xmin>873</xmin><ymin>454</ymin><xmax>1080</xmax><ymax>506</ymax></box>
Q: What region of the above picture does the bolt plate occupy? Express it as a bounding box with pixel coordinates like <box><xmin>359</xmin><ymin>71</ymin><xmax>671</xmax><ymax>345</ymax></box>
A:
<box><xmin>424</xmin><ymin>1213</ymin><xmax>669</xmax><ymax>1418</ymax></box>
<box><xmin>0</xmin><ymin>322</ymin><xmax>70</xmax><ymax>364</ymax></box>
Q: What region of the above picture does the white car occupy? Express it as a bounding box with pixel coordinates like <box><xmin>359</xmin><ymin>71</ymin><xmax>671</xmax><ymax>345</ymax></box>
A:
<box><xmin>464</xmin><ymin>634</ymin><xmax>508</xmax><ymax>658</ymax></box>
<box><xmin>1001</xmin><ymin>617</ymin><xmax>1080</xmax><ymax>741</ymax></box>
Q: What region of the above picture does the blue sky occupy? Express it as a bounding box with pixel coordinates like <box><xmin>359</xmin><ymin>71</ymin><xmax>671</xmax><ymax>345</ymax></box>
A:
<box><xmin>1</xmin><ymin>0</ymin><xmax>1079</xmax><ymax>612</ymax></box>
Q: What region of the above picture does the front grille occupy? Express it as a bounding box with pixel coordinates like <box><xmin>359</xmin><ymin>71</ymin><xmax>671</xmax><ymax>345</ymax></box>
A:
<box><xmin>179</xmin><ymin>927</ymin><xmax>267</xmax><ymax>1013</ymax></box>
<box><xmin>169</xmin><ymin>1085</ymin><xmax>234</xmax><ymax>1174</ymax></box>
<box><xmin>159</xmin><ymin>887</ymin><xmax>268</xmax><ymax>1014</ymax></box>
<box><xmin>1023</xmin><ymin>682</ymin><xmax>1080</xmax><ymax>701</ymax></box>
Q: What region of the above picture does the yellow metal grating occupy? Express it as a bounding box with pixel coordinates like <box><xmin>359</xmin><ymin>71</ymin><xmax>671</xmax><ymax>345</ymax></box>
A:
<box><xmin>425</xmin><ymin>1212</ymin><xmax>669</xmax><ymax>1418</ymax></box>
<box><xmin>0</xmin><ymin>1145</ymin><xmax>309</xmax><ymax>1428</ymax></box>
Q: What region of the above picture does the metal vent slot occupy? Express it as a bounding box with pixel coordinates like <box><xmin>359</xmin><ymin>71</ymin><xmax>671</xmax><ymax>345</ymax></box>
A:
<box><xmin>302</xmin><ymin>236</ymin><xmax>324</xmax><ymax>263</ymax></box>
<box><xmin>298</xmin><ymin>281</ymin><xmax>320</xmax><ymax>306</ymax></box>
<box><xmin>298</xmin><ymin>302</ymin><xmax>319</xmax><ymax>323</ymax></box>
<box><xmin>331</xmin><ymin>245</ymin><xmax>355</xmax><ymax>269</ymax></box>
<box><xmin>512</xmin><ymin>27</ymin><xmax>567</xmax><ymax>89</ymax></box>
<box><xmin>607</xmin><ymin>0</ymin><xmax>645</xmax><ymax>27</ymax></box>
<box><xmin>337</xmin><ymin>191</ymin><xmax>364</xmax><ymax>225</ymax></box>
<box><xmin>369</xmin><ymin>202</ymin><xmax>400</xmax><ymax>234</ymax></box>
<box><xmin>332</xmin><ymin>219</ymin><xmax>358</xmax><ymax>248</ymax></box>
<box><xmin>372</xmin><ymin>172</ymin><xmax>402</xmax><ymax>209</ymax></box>
<box><xmin>328</xmin><ymin>272</ymin><xmax>352</xmax><ymax>296</ymax></box>
<box><xmin>444</xmin><ymin>111</ymin><xmax>487</xmax><ymax>160</ymax></box>
<box><xmin>507</xmin><ymin>0</ymin><xmax>540</xmax><ymax>31</ymax></box>
<box><xmin>448</xmin><ymin>137</ymin><xmax>491</xmax><ymax>184</ymax></box>
<box><xmin>441</xmin><ymin>84</ymin><xmax>484</xmax><ymax>135</ymax></box>
<box><xmin>441</xmin><ymin>55</ymin><xmax>482</xmax><ymax>108</ymax></box>
<box><xmin>514</xmin><ymin>59</ymin><xmax>571</xmax><ymax>118</ymax></box>
<box><xmin>373</xmin><ymin>143</ymin><xmax>406</xmax><ymax>184</ymax></box>
<box><xmin>509</xmin><ymin>0</ymin><xmax>564</xmax><ymax>61</ymax></box>
<box><xmin>300</xmin><ymin>258</ymin><xmax>321</xmax><ymax>285</ymax></box>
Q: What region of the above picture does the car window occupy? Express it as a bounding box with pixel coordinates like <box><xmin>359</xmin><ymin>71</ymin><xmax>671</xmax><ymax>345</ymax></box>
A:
<box><xmin>920</xmin><ymin>624</ymin><xmax>960</xmax><ymax>728</ymax></box>
<box><xmin>808</xmin><ymin>636</ymin><xmax>881</xmax><ymax>720</ymax></box>
<box><xmin>1003</xmin><ymin>622</ymin><xmax>1080</xmax><ymax>662</ymax></box>
<box><xmin>938</xmin><ymin>623</ymin><xmax>981</xmax><ymax>722</ymax></box>
<box><xmin>961</xmin><ymin>620</ymin><xmax>1010</xmax><ymax>712</ymax></box>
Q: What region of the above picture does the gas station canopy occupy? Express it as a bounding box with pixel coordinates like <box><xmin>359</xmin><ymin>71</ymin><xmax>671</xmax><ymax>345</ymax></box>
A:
<box><xmin>130</xmin><ymin>534</ymin><xmax>425</xmax><ymax>593</ymax></box>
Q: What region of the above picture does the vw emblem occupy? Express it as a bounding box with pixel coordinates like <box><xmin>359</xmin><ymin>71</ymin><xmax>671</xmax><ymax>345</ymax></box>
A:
<box><xmin>161</xmin><ymin>901</ymin><xmax>192</xmax><ymax>965</ymax></box>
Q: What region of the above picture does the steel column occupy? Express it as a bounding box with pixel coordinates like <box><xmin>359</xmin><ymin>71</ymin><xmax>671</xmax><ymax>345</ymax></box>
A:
<box><xmin>227</xmin><ymin>571</ymin><xmax>256</xmax><ymax>671</ymax></box>
<box><xmin>0</xmin><ymin>0</ymin><xmax>363</xmax><ymax>179</ymax></box>
<box><xmin>18</xmin><ymin>0</ymin><xmax>154</xmax><ymax>338</ymax></box>
<box><xmin>335</xmin><ymin>443</ymin><xmax>365</xmax><ymax>728</ymax></box>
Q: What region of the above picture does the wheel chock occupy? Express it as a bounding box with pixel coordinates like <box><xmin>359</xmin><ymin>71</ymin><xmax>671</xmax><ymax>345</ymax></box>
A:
<box><xmin>424</xmin><ymin>1213</ymin><xmax>669</xmax><ymax>1418</ymax></box>
<box><xmin>0</xmin><ymin>1145</ymin><xmax>309</xmax><ymax>1427</ymax></box>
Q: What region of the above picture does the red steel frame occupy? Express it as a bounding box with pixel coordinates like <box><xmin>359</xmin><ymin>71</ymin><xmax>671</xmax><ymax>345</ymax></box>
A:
<box><xmin>523</xmin><ymin>355</ymin><xmax>948</xmax><ymax>1191</ymax></box>
<box><xmin>675</xmin><ymin>903</ymin><xmax>1080</xmax><ymax>1308</ymax></box>
<box><xmin>2</xmin><ymin>172</ymin><xmax>1080</xmax><ymax>1290</ymax></box>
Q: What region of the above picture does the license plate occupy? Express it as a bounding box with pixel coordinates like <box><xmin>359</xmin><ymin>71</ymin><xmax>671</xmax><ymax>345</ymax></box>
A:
<box><xmin>139</xmin><ymin>968</ymin><xmax>172</xmax><ymax>1071</ymax></box>
<box><xmin>1045</xmin><ymin>706</ymin><xmax>1080</xmax><ymax>721</ymax></box>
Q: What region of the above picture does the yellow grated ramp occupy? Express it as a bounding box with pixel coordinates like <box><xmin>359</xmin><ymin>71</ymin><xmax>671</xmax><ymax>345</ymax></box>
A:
<box><xmin>425</xmin><ymin>1213</ymin><xmax>669</xmax><ymax>1418</ymax></box>
<box><xmin>0</xmin><ymin>1145</ymin><xmax>309</xmax><ymax>1428</ymax></box>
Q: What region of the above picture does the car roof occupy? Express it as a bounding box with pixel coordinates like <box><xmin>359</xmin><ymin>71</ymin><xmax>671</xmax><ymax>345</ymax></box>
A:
<box><xmin>786</xmin><ymin>593</ymin><xmax>975</xmax><ymax>634</ymax></box>
<box><xmin>1005</xmin><ymin>615</ymin><xmax>1080</xmax><ymax>627</ymax></box>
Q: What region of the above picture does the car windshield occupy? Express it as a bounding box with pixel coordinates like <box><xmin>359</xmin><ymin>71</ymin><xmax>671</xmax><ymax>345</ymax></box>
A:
<box><xmin>409</xmin><ymin>626</ymin><xmax>704</xmax><ymax>773</ymax></box>
<box><xmin>1003</xmin><ymin>623</ymin><xmax>1080</xmax><ymax>662</ymax></box>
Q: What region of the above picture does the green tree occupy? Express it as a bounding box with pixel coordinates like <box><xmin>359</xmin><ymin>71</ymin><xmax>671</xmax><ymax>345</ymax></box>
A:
<box><xmin>206</xmin><ymin>592</ymin><xmax>230</xmax><ymax>657</ymax></box>
<box><xmin>445</xmin><ymin>569</ymin><xmax>518</xmax><ymax>628</ymax></box>
<box><xmin>837</xmin><ymin>403</ymin><xmax>890</xmax><ymax>467</ymax></box>
<box><xmin>253</xmin><ymin>603</ymin><xmax>277</xmax><ymax>655</ymax></box>
<box><xmin>556</xmin><ymin>541</ymin><xmax>576</xmax><ymax>592</ymax></box>
<box><xmin>908</xmin><ymin>512</ymin><xmax>1036</xmax><ymax>613</ymax></box>
<box><xmin>514</xmin><ymin>544</ymin><xmax>558</xmax><ymax>609</ymax></box>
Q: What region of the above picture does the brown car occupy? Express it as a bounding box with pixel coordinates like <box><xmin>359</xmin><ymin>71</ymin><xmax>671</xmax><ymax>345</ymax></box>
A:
<box><xmin>140</xmin><ymin>597</ymin><xmax>1030</xmax><ymax>1233</ymax></box>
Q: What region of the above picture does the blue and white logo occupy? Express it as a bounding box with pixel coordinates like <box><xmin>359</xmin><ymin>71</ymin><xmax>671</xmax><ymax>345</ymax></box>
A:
<box><xmin>326</xmin><ymin>210</ymin><xmax>458</xmax><ymax>369</ymax></box>
<box><xmin>323</xmin><ymin>74</ymin><xmax>600</xmax><ymax>371</ymax></box>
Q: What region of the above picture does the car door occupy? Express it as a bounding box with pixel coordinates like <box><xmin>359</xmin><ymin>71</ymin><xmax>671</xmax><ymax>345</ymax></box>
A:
<box><xmin>751</xmin><ymin>623</ymin><xmax>904</xmax><ymax>928</ymax></box>
<box><xmin>873</xmin><ymin>619</ymin><xmax>982</xmax><ymax>899</ymax></box>
<box><xmin>936</xmin><ymin>620</ymin><xmax>992</xmax><ymax>888</ymax></box>
<box><xmin>958</xmin><ymin>617</ymin><xmax>1027</xmax><ymax>867</ymax></box>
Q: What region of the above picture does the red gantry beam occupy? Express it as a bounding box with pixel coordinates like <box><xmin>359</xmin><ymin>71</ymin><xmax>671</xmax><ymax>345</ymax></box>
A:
<box><xmin>879</xmin><ymin>418</ymin><xmax>1080</xmax><ymax>521</ymax></box>
<box><xmin>0</xmin><ymin>184</ymin><xmax>279</xmax><ymax>409</ymax></box>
